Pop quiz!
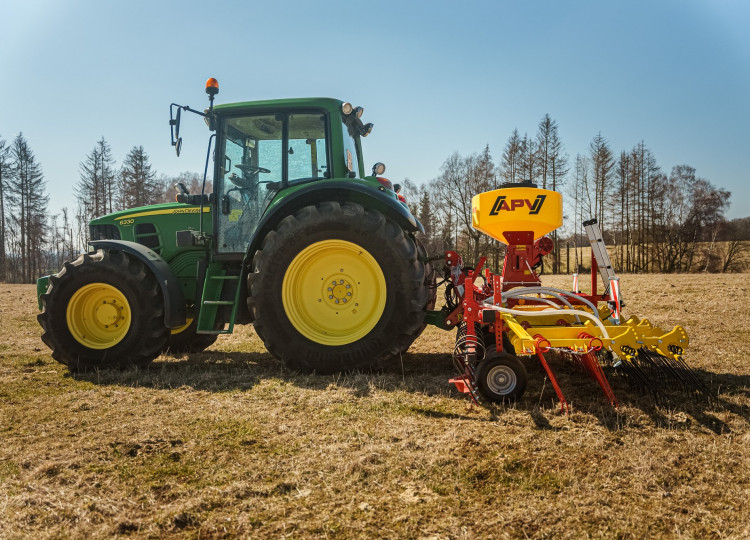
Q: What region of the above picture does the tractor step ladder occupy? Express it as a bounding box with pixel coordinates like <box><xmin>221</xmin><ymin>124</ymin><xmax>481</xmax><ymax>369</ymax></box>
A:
<box><xmin>583</xmin><ymin>218</ymin><xmax>618</xmax><ymax>297</ymax></box>
<box><xmin>196</xmin><ymin>262</ymin><xmax>242</xmax><ymax>334</ymax></box>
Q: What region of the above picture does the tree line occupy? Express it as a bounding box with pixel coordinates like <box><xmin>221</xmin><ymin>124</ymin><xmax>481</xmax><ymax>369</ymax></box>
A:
<box><xmin>0</xmin><ymin>133</ymin><xmax>205</xmax><ymax>283</ymax></box>
<box><xmin>403</xmin><ymin>115</ymin><xmax>747</xmax><ymax>274</ymax></box>
<box><xmin>1</xmin><ymin>119</ymin><xmax>746</xmax><ymax>284</ymax></box>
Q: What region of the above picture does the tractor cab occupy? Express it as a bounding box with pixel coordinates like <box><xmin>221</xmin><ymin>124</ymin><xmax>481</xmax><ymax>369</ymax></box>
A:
<box><xmin>209</xmin><ymin>97</ymin><xmax>376</xmax><ymax>255</ymax></box>
<box><xmin>214</xmin><ymin>109</ymin><xmax>330</xmax><ymax>252</ymax></box>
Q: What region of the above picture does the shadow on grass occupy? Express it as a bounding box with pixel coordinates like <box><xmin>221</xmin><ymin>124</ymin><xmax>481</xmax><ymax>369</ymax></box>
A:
<box><xmin>69</xmin><ymin>349</ymin><xmax>750</xmax><ymax>433</ymax></box>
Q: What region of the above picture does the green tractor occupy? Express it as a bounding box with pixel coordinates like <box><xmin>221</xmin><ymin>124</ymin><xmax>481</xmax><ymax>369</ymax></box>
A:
<box><xmin>37</xmin><ymin>78</ymin><xmax>436</xmax><ymax>373</ymax></box>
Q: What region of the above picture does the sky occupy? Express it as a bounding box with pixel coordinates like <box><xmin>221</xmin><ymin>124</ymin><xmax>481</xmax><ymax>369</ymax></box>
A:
<box><xmin>1</xmin><ymin>0</ymin><xmax>748</xmax><ymax>219</ymax></box>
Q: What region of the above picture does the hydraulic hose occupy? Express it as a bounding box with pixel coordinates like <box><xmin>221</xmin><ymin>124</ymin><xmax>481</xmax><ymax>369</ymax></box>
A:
<box><xmin>480</xmin><ymin>302</ymin><xmax>611</xmax><ymax>339</ymax></box>
<box><xmin>503</xmin><ymin>286</ymin><xmax>600</xmax><ymax>318</ymax></box>
<box><xmin>502</xmin><ymin>290</ymin><xmax>582</xmax><ymax>323</ymax></box>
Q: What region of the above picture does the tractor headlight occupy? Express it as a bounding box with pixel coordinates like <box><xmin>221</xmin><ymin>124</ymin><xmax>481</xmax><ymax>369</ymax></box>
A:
<box><xmin>372</xmin><ymin>162</ymin><xmax>386</xmax><ymax>176</ymax></box>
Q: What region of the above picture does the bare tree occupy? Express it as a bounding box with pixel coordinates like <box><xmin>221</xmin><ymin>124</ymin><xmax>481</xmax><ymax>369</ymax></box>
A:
<box><xmin>536</xmin><ymin>115</ymin><xmax>569</xmax><ymax>271</ymax></box>
<box><xmin>650</xmin><ymin>165</ymin><xmax>730</xmax><ymax>272</ymax></box>
<box><xmin>716</xmin><ymin>221</ymin><xmax>748</xmax><ymax>272</ymax></box>
<box><xmin>76</xmin><ymin>137</ymin><xmax>118</xmax><ymax>243</ymax></box>
<box><xmin>430</xmin><ymin>149</ymin><xmax>496</xmax><ymax>266</ymax></box>
<box><xmin>0</xmin><ymin>136</ymin><xmax>9</xmax><ymax>281</ymax></box>
<box><xmin>500</xmin><ymin>129</ymin><xmax>523</xmax><ymax>184</ymax></box>
<box><xmin>161</xmin><ymin>171</ymin><xmax>213</xmax><ymax>204</ymax></box>
<box><xmin>589</xmin><ymin>133</ymin><xmax>614</xmax><ymax>233</ymax></box>
<box><xmin>518</xmin><ymin>133</ymin><xmax>539</xmax><ymax>185</ymax></box>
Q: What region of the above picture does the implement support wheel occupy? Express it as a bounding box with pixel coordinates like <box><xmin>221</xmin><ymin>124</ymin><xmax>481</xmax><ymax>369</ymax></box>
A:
<box><xmin>476</xmin><ymin>347</ymin><xmax>528</xmax><ymax>403</ymax></box>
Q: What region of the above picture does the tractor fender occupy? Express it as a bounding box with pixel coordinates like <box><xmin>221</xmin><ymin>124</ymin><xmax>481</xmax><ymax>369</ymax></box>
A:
<box><xmin>89</xmin><ymin>240</ymin><xmax>186</xmax><ymax>328</ymax></box>
<box><xmin>246</xmin><ymin>181</ymin><xmax>424</xmax><ymax>263</ymax></box>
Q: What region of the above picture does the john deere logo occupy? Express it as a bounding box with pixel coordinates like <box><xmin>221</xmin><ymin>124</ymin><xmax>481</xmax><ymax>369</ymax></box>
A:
<box><xmin>489</xmin><ymin>195</ymin><xmax>546</xmax><ymax>215</ymax></box>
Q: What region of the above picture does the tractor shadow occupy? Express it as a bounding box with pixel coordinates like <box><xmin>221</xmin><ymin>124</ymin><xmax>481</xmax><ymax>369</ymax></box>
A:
<box><xmin>71</xmin><ymin>349</ymin><xmax>750</xmax><ymax>433</ymax></box>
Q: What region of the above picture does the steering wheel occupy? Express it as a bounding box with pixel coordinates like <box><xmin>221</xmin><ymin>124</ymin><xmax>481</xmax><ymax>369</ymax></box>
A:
<box><xmin>228</xmin><ymin>164</ymin><xmax>271</xmax><ymax>189</ymax></box>
<box><xmin>235</xmin><ymin>164</ymin><xmax>271</xmax><ymax>175</ymax></box>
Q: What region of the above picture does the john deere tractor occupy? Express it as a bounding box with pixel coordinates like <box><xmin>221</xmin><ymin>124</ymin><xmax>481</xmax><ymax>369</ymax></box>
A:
<box><xmin>37</xmin><ymin>78</ymin><xmax>435</xmax><ymax>373</ymax></box>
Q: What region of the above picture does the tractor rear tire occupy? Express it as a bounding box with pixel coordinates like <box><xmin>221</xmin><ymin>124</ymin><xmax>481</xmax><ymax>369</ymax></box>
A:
<box><xmin>476</xmin><ymin>346</ymin><xmax>528</xmax><ymax>403</ymax></box>
<box><xmin>398</xmin><ymin>237</ymin><xmax>437</xmax><ymax>353</ymax></box>
<box><xmin>38</xmin><ymin>249</ymin><xmax>169</xmax><ymax>372</ymax></box>
<box><xmin>248</xmin><ymin>201</ymin><xmax>429</xmax><ymax>374</ymax></box>
<box><xmin>162</xmin><ymin>318</ymin><xmax>219</xmax><ymax>354</ymax></box>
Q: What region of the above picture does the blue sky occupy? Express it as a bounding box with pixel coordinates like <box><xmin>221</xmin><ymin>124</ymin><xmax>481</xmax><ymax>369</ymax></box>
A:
<box><xmin>1</xmin><ymin>0</ymin><xmax>748</xmax><ymax>218</ymax></box>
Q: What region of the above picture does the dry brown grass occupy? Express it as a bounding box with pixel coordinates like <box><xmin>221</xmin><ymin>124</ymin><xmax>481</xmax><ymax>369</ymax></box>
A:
<box><xmin>2</xmin><ymin>274</ymin><xmax>750</xmax><ymax>538</ymax></box>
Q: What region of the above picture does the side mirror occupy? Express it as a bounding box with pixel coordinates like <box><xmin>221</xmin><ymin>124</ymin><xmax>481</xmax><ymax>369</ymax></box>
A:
<box><xmin>174</xmin><ymin>107</ymin><xmax>181</xmax><ymax>140</ymax></box>
<box><xmin>170</xmin><ymin>105</ymin><xmax>183</xmax><ymax>155</ymax></box>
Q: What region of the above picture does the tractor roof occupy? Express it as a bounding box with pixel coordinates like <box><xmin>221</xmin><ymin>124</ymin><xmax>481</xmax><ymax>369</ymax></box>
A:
<box><xmin>214</xmin><ymin>97</ymin><xmax>344</xmax><ymax>114</ymax></box>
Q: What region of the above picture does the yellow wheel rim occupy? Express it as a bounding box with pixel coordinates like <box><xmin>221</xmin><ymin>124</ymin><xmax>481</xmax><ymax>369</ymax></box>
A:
<box><xmin>66</xmin><ymin>283</ymin><xmax>131</xmax><ymax>349</ymax></box>
<box><xmin>282</xmin><ymin>240</ymin><xmax>386</xmax><ymax>346</ymax></box>
<box><xmin>171</xmin><ymin>317</ymin><xmax>194</xmax><ymax>335</ymax></box>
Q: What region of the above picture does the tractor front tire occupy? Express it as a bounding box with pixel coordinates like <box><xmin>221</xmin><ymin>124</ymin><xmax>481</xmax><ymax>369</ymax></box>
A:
<box><xmin>38</xmin><ymin>249</ymin><xmax>169</xmax><ymax>372</ymax></box>
<box><xmin>249</xmin><ymin>201</ymin><xmax>429</xmax><ymax>373</ymax></box>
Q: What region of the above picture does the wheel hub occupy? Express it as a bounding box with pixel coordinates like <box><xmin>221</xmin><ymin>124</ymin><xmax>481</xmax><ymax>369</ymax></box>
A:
<box><xmin>487</xmin><ymin>365</ymin><xmax>517</xmax><ymax>395</ymax></box>
<box><xmin>325</xmin><ymin>277</ymin><xmax>355</xmax><ymax>306</ymax></box>
<box><xmin>94</xmin><ymin>301</ymin><xmax>124</xmax><ymax>327</ymax></box>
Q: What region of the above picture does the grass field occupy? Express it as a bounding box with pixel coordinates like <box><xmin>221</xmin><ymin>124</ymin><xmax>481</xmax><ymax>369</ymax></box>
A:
<box><xmin>2</xmin><ymin>274</ymin><xmax>750</xmax><ymax>538</ymax></box>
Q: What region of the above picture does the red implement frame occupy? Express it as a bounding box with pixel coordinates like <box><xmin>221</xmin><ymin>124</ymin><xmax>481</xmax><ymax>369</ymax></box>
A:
<box><xmin>443</xmin><ymin>231</ymin><xmax>619</xmax><ymax>411</ymax></box>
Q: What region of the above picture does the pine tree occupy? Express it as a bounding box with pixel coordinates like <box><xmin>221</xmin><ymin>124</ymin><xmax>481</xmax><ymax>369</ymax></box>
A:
<box><xmin>417</xmin><ymin>184</ymin><xmax>435</xmax><ymax>253</ymax></box>
<box><xmin>119</xmin><ymin>146</ymin><xmax>160</xmax><ymax>208</ymax></box>
<box><xmin>7</xmin><ymin>133</ymin><xmax>49</xmax><ymax>282</ymax></box>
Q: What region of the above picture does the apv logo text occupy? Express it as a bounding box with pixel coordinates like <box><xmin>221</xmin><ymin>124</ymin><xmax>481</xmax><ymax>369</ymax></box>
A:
<box><xmin>489</xmin><ymin>194</ymin><xmax>546</xmax><ymax>216</ymax></box>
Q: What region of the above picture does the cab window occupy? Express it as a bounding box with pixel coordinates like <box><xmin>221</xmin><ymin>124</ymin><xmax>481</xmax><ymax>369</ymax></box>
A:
<box><xmin>217</xmin><ymin>114</ymin><xmax>282</xmax><ymax>253</ymax></box>
<box><xmin>288</xmin><ymin>113</ymin><xmax>329</xmax><ymax>182</ymax></box>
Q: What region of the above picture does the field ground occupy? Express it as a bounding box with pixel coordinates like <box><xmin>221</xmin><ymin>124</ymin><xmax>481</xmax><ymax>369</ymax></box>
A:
<box><xmin>2</xmin><ymin>274</ymin><xmax>750</xmax><ymax>538</ymax></box>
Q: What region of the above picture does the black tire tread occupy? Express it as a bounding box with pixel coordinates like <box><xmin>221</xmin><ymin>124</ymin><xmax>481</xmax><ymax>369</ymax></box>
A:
<box><xmin>37</xmin><ymin>249</ymin><xmax>169</xmax><ymax>372</ymax></box>
<box><xmin>248</xmin><ymin>201</ymin><xmax>429</xmax><ymax>373</ymax></box>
